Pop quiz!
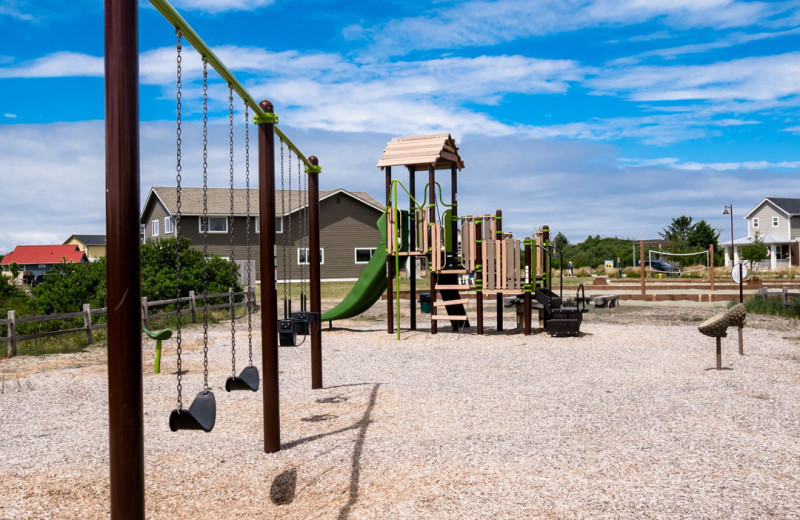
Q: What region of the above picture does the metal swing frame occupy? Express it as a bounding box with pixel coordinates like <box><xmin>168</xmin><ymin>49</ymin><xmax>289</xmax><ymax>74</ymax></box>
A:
<box><xmin>104</xmin><ymin>0</ymin><xmax>323</xmax><ymax>516</ymax></box>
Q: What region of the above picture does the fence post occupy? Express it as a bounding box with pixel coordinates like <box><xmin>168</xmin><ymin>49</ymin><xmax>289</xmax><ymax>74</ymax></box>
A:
<box><xmin>758</xmin><ymin>288</ymin><xmax>767</xmax><ymax>302</ymax></box>
<box><xmin>189</xmin><ymin>290</ymin><xmax>197</xmax><ymax>323</ymax></box>
<box><xmin>782</xmin><ymin>287</ymin><xmax>788</xmax><ymax>306</ymax></box>
<box><xmin>83</xmin><ymin>303</ymin><xmax>94</xmax><ymax>345</ymax></box>
<box><xmin>7</xmin><ymin>310</ymin><xmax>16</xmax><ymax>357</ymax></box>
<box><xmin>141</xmin><ymin>297</ymin><xmax>149</xmax><ymax>329</ymax></box>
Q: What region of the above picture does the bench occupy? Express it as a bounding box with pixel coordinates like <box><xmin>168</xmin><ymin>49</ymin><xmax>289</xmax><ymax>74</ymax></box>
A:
<box><xmin>593</xmin><ymin>294</ymin><xmax>619</xmax><ymax>308</ymax></box>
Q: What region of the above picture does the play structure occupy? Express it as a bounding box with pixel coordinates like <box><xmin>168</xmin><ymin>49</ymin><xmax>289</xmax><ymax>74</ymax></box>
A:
<box><xmin>322</xmin><ymin>134</ymin><xmax>588</xmax><ymax>338</ymax></box>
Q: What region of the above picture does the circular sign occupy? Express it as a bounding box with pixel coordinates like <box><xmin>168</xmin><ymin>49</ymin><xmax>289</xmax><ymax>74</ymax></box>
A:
<box><xmin>731</xmin><ymin>262</ymin><xmax>748</xmax><ymax>284</ymax></box>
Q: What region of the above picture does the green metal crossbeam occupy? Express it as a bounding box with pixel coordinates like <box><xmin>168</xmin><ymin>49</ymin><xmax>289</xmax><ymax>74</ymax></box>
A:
<box><xmin>148</xmin><ymin>0</ymin><xmax>318</xmax><ymax>173</ymax></box>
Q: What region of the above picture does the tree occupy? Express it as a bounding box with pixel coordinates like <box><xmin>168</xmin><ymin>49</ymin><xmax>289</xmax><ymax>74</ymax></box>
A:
<box><xmin>9</xmin><ymin>262</ymin><xmax>20</xmax><ymax>280</ymax></box>
<box><xmin>34</xmin><ymin>259</ymin><xmax>107</xmax><ymax>314</ymax></box>
<box><xmin>659</xmin><ymin>215</ymin><xmax>694</xmax><ymax>250</ymax></box>
<box><xmin>553</xmin><ymin>232</ymin><xmax>569</xmax><ymax>250</ymax></box>
<box><xmin>687</xmin><ymin>219</ymin><xmax>721</xmax><ymax>266</ymax></box>
<box><xmin>741</xmin><ymin>231</ymin><xmax>768</xmax><ymax>269</ymax></box>
<box><xmin>140</xmin><ymin>237</ymin><xmax>241</xmax><ymax>302</ymax></box>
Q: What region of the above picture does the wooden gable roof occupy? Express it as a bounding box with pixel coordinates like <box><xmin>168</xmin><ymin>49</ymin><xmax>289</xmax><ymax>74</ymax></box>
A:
<box><xmin>376</xmin><ymin>133</ymin><xmax>465</xmax><ymax>172</ymax></box>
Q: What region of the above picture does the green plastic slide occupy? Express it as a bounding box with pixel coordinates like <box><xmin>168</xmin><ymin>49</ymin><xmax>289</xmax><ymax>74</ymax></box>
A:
<box><xmin>321</xmin><ymin>213</ymin><xmax>406</xmax><ymax>322</ymax></box>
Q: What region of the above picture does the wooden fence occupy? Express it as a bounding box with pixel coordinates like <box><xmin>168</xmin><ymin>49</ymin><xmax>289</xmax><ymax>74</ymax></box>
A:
<box><xmin>1</xmin><ymin>287</ymin><xmax>255</xmax><ymax>357</ymax></box>
<box><xmin>757</xmin><ymin>287</ymin><xmax>800</xmax><ymax>305</ymax></box>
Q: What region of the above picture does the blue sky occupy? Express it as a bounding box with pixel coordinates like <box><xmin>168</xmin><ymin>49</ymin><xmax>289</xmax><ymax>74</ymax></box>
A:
<box><xmin>1</xmin><ymin>0</ymin><xmax>800</xmax><ymax>254</ymax></box>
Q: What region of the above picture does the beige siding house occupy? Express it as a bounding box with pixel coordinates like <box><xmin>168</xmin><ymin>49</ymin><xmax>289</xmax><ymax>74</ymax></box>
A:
<box><xmin>724</xmin><ymin>197</ymin><xmax>800</xmax><ymax>269</ymax></box>
<box><xmin>64</xmin><ymin>235</ymin><xmax>106</xmax><ymax>261</ymax></box>
<box><xmin>140</xmin><ymin>187</ymin><xmax>384</xmax><ymax>281</ymax></box>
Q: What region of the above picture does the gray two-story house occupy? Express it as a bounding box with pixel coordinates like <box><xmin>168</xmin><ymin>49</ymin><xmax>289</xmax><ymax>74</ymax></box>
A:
<box><xmin>140</xmin><ymin>186</ymin><xmax>384</xmax><ymax>282</ymax></box>
<box><xmin>723</xmin><ymin>197</ymin><xmax>800</xmax><ymax>270</ymax></box>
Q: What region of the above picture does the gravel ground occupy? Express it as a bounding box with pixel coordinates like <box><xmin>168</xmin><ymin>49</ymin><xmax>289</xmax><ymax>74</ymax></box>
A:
<box><xmin>1</xmin><ymin>302</ymin><xmax>800</xmax><ymax>519</ymax></box>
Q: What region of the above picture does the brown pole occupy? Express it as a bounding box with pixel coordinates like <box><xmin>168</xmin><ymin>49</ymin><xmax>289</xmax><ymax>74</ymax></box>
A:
<box><xmin>429</xmin><ymin>164</ymin><xmax>437</xmax><ymax>334</ymax></box>
<box><xmin>524</xmin><ymin>239</ymin><xmax>532</xmax><ymax>336</ymax></box>
<box><xmin>476</xmin><ymin>219</ymin><xmax>484</xmax><ymax>335</ymax></box>
<box><xmin>386</xmin><ymin>166</ymin><xmax>393</xmax><ymax>334</ymax></box>
<box><xmin>451</xmin><ymin>165</ymin><xmax>458</xmax><ymax>254</ymax></box>
<box><xmin>258</xmin><ymin>100</ymin><xmax>280</xmax><ymax>453</ymax></box>
<box><xmin>408</xmin><ymin>166</ymin><xmax>416</xmax><ymax>331</ymax></box>
<box><xmin>496</xmin><ymin>209</ymin><xmax>503</xmax><ymax>331</ymax></box>
<box><xmin>104</xmin><ymin>0</ymin><xmax>145</xmax><ymax>517</ymax></box>
<box><xmin>709</xmin><ymin>244</ymin><xmax>715</xmax><ymax>292</ymax></box>
<box><xmin>640</xmin><ymin>240</ymin><xmax>646</xmax><ymax>295</ymax></box>
<box><xmin>307</xmin><ymin>156</ymin><xmax>322</xmax><ymax>389</ymax></box>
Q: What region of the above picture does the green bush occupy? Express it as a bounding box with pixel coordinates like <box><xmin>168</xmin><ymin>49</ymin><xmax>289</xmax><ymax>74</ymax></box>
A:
<box><xmin>735</xmin><ymin>295</ymin><xmax>800</xmax><ymax>320</ymax></box>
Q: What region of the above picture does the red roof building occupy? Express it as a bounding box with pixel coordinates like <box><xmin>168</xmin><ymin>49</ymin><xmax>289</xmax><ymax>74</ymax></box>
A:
<box><xmin>1</xmin><ymin>245</ymin><xmax>87</xmax><ymax>269</ymax></box>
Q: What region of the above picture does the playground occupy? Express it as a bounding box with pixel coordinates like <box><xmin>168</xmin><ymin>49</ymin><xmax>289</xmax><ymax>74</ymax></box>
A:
<box><xmin>2</xmin><ymin>303</ymin><xmax>800</xmax><ymax>519</ymax></box>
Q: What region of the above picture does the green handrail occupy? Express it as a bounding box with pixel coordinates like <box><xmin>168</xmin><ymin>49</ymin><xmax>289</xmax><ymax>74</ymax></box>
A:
<box><xmin>148</xmin><ymin>0</ymin><xmax>320</xmax><ymax>173</ymax></box>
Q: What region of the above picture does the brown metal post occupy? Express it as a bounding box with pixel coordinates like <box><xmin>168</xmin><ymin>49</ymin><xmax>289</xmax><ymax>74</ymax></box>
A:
<box><xmin>386</xmin><ymin>166</ymin><xmax>393</xmax><ymax>334</ymax></box>
<box><xmin>308</xmin><ymin>156</ymin><xmax>322</xmax><ymax>389</ymax></box>
<box><xmin>408</xmin><ymin>166</ymin><xmax>416</xmax><ymax>331</ymax></box>
<box><xmin>640</xmin><ymin>240</ymin><xmax>646</xmax><ymax>295</ymax></box>
<box><xmin>716</xmin><ymin>337</ymin><xmax>722</xmax><ymax>370</ymax></box>
<box><xmin>428</xmin><ymin>164</ymin><xmax>437</xmax><ymax>334</ymax></box>
<box><xmin>476</xmin><ymin>219</ymin><xmax>484</xmax><ymax>335</ymax></box>
<box><xmin>709</xmin><ymin>244</ymin><xmax>715</xmax><ymax>292</ymax></box>
<box><xmin>496</xmin><ymin>209</ymin><xmax>503</xmax><ymax>331</ymax></box>
<box><xmin>524</xmin><ymin>239</ymin><xmax>532</xmax><ymax>336</ymax></box>
<box><xmin>258</xmin><ymin>100</ymin><xmax>280</xmax><ymax>453</ymax></box>
<box><xmin>104</xmin><ymin>0</ymin><xmax>145</xmax><ymax>516</ymax></box>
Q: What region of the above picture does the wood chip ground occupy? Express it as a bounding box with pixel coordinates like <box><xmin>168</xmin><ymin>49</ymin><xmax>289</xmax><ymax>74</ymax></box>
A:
<box><xmin>1</xmin><ymin>302</ymin><xmax>799</xmax><ymax>519</ymax></box>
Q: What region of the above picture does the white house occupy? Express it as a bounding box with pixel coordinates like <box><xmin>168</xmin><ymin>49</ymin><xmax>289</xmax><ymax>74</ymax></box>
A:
<box><xmin>723</xmin><ymin>197</ymin><xmax>800</xmax><ymax>270</ymax></box>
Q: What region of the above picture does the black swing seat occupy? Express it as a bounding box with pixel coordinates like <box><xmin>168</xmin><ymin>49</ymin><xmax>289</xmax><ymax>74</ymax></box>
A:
<box><xmin>226</xmin><ymin>365</ymin><xmax>260</xmax><ymax>392</ymax></box>
<box><xmin>169</xmin><ymin>390</ymin><xmax>216</xmax><ymax>432</ymax></box>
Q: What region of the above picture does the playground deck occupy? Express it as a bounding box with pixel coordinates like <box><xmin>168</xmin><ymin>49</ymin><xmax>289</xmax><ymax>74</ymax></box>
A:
<box><xmin>1</xmin><ymin>303</ymin><xmax>799</xmax><ymax>519</ymax></box>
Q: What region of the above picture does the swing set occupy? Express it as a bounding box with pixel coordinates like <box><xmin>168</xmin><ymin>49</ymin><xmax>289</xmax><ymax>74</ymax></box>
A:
<box><xmin>105</xmin><ymin>0</ymin><xmax>323</xmax><ymax>516</ymax></box>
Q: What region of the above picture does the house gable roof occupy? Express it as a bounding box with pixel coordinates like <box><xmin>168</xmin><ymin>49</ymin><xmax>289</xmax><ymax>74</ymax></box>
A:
<box><xmin>65</xmin><ymin>234</ymin><xmax>106</xmax><ymax>246</ymax></box>
<box><xmin>142</xmin><ymin>187</ymin><xmax>383</xmax><ymax>221</ymax></box>
<box><xmin>376</xmin><ymin>133</ymin><xmax>465</xmax><ymax>172</ymax></box>
<box><xmin>744</xmin><ymin>197</ymin><xmax>800</xmax><ymax>219</ymax></box>
<box><xmin>0</xmin><ymin>245</ymin><xmax>86</xmax><ymax>266</ymax></box>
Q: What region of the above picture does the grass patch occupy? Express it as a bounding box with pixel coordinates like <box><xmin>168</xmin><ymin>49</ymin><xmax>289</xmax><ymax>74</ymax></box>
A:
<box><xmin>732</xmin><ymin>295</ymin><xmax>800</xmax><ymax>320</ymax></box>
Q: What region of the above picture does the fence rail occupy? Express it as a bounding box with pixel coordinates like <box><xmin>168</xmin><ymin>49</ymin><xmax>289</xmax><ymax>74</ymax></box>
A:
<box><xmin>757</xmin><ymin>287</ymin><xmax>800</xmax><ymax>305</ymax></box>
<box><xmin>3</xmin><ymin>287</ymin><xmax>255</xmax><ymax>357</ymax></box>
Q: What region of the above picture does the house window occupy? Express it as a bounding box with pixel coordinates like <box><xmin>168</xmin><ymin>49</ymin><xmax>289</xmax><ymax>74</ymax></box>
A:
<box><xmin>773</xmin><ymin>216</ymin><xmax>779</xmax><ymax>227</ymax></box>
<box><xmin>752</xmin><ymin>218</ymin><xmax>759</xmax><ymax>228</ymax></box>
<box><xmin>355</xmin><ymin>248</ymin><xmax>377</xmax><ymax>264</ymax></box>
<box><xmin>199</xmin><ymin>216</ymin><xmax>228</xmax><ymax>233</ymax></box>
<box><xmin>164</xmin><ymin>216</ymin><xmax>173</xmax><ymax>234</ymax></box>
<box><xmin>152</xmin><ymin>219</ymin><xmax>159</xmax><ymax>236</ymax></box>
<box><xmin>255</xmin><ymin>218</ymin><xmax>281</xmax><ymax>233</ymax></box>
<box><xmin>298</xmin><ymin>248</ymin><xmax>324</xmax><ymax>265</ymax></box>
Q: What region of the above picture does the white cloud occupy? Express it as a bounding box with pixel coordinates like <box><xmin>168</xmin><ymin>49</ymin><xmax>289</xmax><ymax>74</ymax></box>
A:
<box><xmin>0</xmin><ymin>2</ymin><xmax>34</xmax><ymax>21</ymax></box>
<box><xmin>619</xmin><ymin>157</ymin><xmax>800</xmax><ymax>170</ymax></box>
<box><xmin>170</xmin><ymin>0</ymin><xmax>273</xmax><ymax>13</ymax></box>
<box><xmin>4</xmin><ymin>113</ymin><xmax>16</xmax><ymax>118</ymax></box>
<box><xmin>359</xmin><ymin>0</ymin><xmax>790</xmax><ymax>55</ymax></box>
<box><xmin>0</xmin><ymin>51</ymin><xmax>103</xmax><ymax>78</ymax></box>
<box><xmin>2</xmin><ymin>121</ymin><xmax>797</xmax><ymax>254</ymax></box>
<box><xmin>591</xmin><ymin>51</ymin><xmax>800</xmax><ymax>102</ymax></box>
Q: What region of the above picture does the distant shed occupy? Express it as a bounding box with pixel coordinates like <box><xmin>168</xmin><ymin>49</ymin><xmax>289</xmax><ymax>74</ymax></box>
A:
<box><xmin>376</xmin><ymin>133</ymin><xmax>465</xmax><ymax>172</ymax></box>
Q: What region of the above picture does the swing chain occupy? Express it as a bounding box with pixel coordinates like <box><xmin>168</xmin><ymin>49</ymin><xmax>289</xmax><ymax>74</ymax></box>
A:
<box><xmin>280</xmin><ymin>140</ymin><xmax>287</xmax><ymax>308</ymax></box>
<box><xmin>175</xmin><ymin>28</ymin><xmax>183</xmax><ymax>409</ymax></box>
<box><xmin>228</xmin><ymin>84</ymin><xmax>236</xmax><ymax>377</ymax></box>
<box><xmin>201</xmin><ymin>56</ymin><xmax>210</xmax><ymax>392</ymax></box>
<box><xmin>287</xmin><ymin>148</ymin><xmax>293</xmax><ymax>310</ymax></box>
<box><xmin>245</xmin><ymin>103</ymin><xmax>253</xmax><ymax>367</ymax></box>
<box><xmin>299</xmin><ymin>156</ymin><xmax>307</xmax><ymax>304</ymax></box>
